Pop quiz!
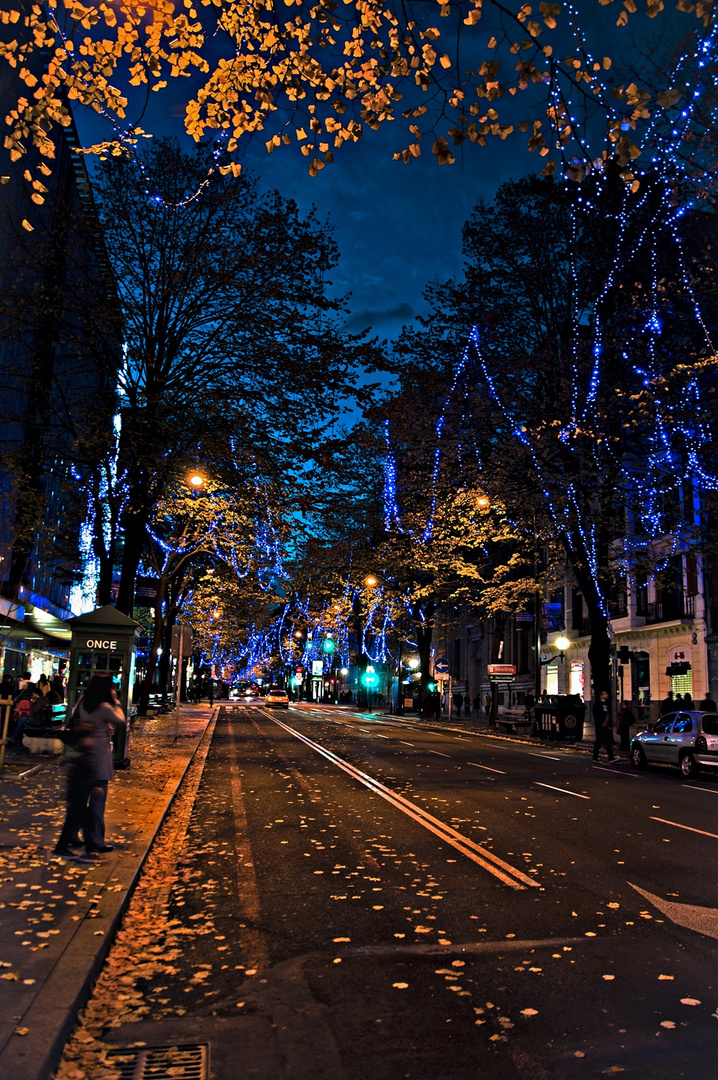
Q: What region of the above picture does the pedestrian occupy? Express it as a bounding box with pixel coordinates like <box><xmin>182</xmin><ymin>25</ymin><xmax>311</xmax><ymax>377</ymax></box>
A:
<box><xmin>592</xmin><ymin>689</ymin><xmax>615</xmax><ymax>762</ymax></box>
<box><xmin>54</xmin><ymin>706</ymin><xmax>95</xmax><ymax>861</ymax></box>
<box><xmin>674</xmin><ymin>692</ymin><xmax>684</xmax><ymax>710</ymax></box>
<box><xmin>15</xmin><ymin>670</ymin><xmax>33</xmax><ymax>696</ymax></box>
<box><xmin>452</xmin><ymin>691</ymin><xmax>462</xmax><ymax>716</ymax></box>
<box><xmin>660</xmin><ymin>690</ymin><xmax>674</xmax><ymax>715</ymax></box>
<box><xmin>207</xmin><ymin>678</ymin><xmax>214</xmax><ymax>705</ymax></box>
<box><xmin>525</xmin><ymin>690</ymin><xmax>535</xmax><ymax>712</ymax></box>
<box><xmin>682</xmin><ymin>691</ymin><xmax>693</xmax><ymax>710</ymax></box>
<box><xmin>463</xmin><ymin>693</ymin><xmax>471</xmax><ymax>718</ymax></box>
<box><xmin>77</xmin><ymin>674</ymin><xmax>123</xmax><ymax>854</ymax></box>
<box><xmin>616</xmin><ymin>699</ymin><xmax>636</xmax><ymax>752</ymax></box>
<box><xmin>10</xmin><ymin>688</ymin><xmax>49</xmax><ymax>745</ymax></box>
<box><xmin>484</xmin><ymin>693</ymin><xmax>491</xmax><ymax>717</ymax></box>
<box><xmin>0</xmin><ymin>673</ymin><xmax>14</xmax><ymax>699</ymax></box>
<box><xmin>37</xmin><ymin>673</ymin><xmax>51</xmax><ymax>696</ymax></box>
<box><xmin>473</xmin><ymin>692</ymin><xmax>481</xmax><ymax>717</ymax></box>
<box><xmin>698</xmin><ymin>691</ymin><xmax>717</xmax><ymax>712</ymax></box>
<box><xmin>51</xmin><ymin>674</ymin><xmax>65</xmax><ymax>702</ymax></box>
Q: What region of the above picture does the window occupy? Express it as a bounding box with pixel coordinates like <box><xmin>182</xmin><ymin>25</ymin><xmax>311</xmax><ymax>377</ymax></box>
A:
<box><xmin>654</xmin><ymin>718</ymin><xmax>674</xmax><ymax>734</ymax></box>
<box><xmin>702</xmin><ymin>716</ymin><xmax>718</xmax><ymax>735</ymax></box>
<box><xmin>672</xmin><ymin>717</ymin><xmax>693</xmax><ymax>733</ymax></box>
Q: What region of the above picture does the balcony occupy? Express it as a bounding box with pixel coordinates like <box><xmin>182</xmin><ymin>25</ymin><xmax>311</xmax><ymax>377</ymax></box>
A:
<box><xmin>644</xmin><ymin>595</ymin><xmax>694</xmax><ymax>625</ymax></box>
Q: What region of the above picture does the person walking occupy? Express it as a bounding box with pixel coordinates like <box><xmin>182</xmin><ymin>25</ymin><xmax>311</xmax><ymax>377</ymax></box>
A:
<box><xmin>473</xmin><ymin>692</ymin><xmax>481</xmax><ymax>717</ymax></box>
<box><xmin>463</xmin><ymin>693</ymin><xmax>471</xmax><ymax>718</ymax></box>
<box><xmin>682</xmin><ymin>691</ymin><xmax>693</xmax><ymax>710</ymax></box>
<box><xmin>699</xmin><ymin>691</ymin><xmax>717</xmax><ymax>712</ymax></box>
<box><xmin>592</xmin><ymin>690</ymin><xmax>615</xmax><ymax>762</ymax></box>
<box><xmin>660</xmin><ymin>690</ymin><xmax>674</xmax><ymax>715</ymax></box>
<box><xmin>616</xmin><ymin>699</ymin><xmax>636</xmax><ymax>752</ymax></box>
<box><xmin>79</xmin><ymin>674</ymin><xmax>124</xmax><ymax>854</ymax></box>
<box><xmin>54</xmin><ymin>708</ymin><xmax>95</xmax><ymax>861</ymax></box>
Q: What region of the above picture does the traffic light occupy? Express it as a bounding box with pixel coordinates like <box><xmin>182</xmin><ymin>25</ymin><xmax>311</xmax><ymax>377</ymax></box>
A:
<box><xmin>427</xmin><ymin>681</ymin><xmax>437</xmax><ymax>692</ymax></box>
<box><xmin>322</xmin><ymin>635</ymin><xmax>335</xmax><ymax>654</ymax></box>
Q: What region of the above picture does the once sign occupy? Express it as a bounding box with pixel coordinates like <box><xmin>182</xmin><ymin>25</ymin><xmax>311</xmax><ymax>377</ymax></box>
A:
<box><xmin>85</xmin><ymin>639</ymin><xmax>118</xmax><ymax>650</ymax></box>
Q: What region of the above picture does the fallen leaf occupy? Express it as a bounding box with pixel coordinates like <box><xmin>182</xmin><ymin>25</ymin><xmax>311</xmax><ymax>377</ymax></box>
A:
<box><xmin>660</xmin><ymin>1020</ymin><xmax>676</xmax><ymax>1029</ymax></box>
<box><xmin>393</xmin><ymin>982</ymin><xmax>409</xmax><ymax>989</ymax></box>
<box><xmin>602</xmin><ymin>974</ymin><xmax>615</xmax><ymax>981</ymax></box>
<box><xmin>14</xmin><ymin>1027</ymin><xmax>29</xmax><ymax>1036</ymax></box>
<box><xmin>680</xmin><ymin>998</ymin><xmax>701</xmax><ymax>1006</ymax></box>
<box><xmin>520</xmin><ymin>1008</ymin><xmax>538</xmax><ymax>1017</ymax></box>
<box><xmin>658</xmin><ymin>975</ymin><xmax>674</xmax><ymax>981</ymax></box>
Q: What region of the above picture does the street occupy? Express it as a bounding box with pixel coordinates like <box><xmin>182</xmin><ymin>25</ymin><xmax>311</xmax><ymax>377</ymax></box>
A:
<box><xmin>55</xmin><ymin>704</ymin><xmax>718</xmax><ymax>1080</ymax></box>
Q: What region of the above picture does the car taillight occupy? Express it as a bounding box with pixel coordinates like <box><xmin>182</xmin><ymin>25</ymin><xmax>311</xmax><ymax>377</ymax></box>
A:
<box><xmin>695</xmin><ymin>735</ymin><xmax>707</xmax><ymax>752</ymax></box>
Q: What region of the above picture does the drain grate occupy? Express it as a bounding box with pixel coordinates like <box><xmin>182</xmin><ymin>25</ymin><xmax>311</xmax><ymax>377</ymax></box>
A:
<box><xmin>103</xmin><ymin>1043</ymin><xmax>209</xmax><ymax>1080</ymax></box>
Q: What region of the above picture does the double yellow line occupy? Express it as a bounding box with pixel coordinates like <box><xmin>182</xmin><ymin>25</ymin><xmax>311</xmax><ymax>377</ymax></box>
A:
<box><xmin>269</xmin><ymin>716</ymin><xmax>541</xmax><ymax>891</ymax></box>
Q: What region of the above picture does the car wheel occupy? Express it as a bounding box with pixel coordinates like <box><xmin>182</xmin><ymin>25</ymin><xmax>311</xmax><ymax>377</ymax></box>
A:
<box><xmin>680</xmin><ymin>752</ymin><xmax>699</xmax><ymax>779</ymax></box>
<box><xmin>630</xmin><ymin>744</ymin><xmax>646</xmax><ymax>769</ymax></box>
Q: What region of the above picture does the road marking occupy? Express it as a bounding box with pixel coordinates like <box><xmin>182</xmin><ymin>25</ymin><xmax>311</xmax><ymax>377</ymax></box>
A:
<box><xmin>629</xmin><ymin>882</ymin><xmax>718</xmax><ymax>941</ymax></box>
<box><xmin>269</xmin><ymin>716</ymin><xmax>540</xmax><ymax>889</ymax></box>
<box><xmin>681</xmin><ymin>784</ymin><xmax>718</xmax><ymax>795</ymax></box>
<box><xmin>399</xmin><ymin>741</ymin><xmax>414</xmax><ymax>747</ymax></box>
<box><xmin>592</xmin><ymin>765</ymin><xmax>639</xmax><ymax>777</ymax></box>
<box><xmin>468</xmin><ymin>761</ymin><xmax>506</xmax><ymax>775</ymax></box>
<box><xmin>650</xmin><ymin>816</ymin><xmax>718</xmax><ymax>840</ymax></box>
<box><xmin>535</xmin><ymin>782</ymin><xmax>590</xmax><ymax>800</ymax></box>
<box><xmin>427</xmin><ymin>749</ymin><xmax>451</xmax><ymax>758</ymax></box>
<box><xmin>528</xmin><ymin>752</ymin><xmax>561</xmax><ymax>760</ymax></box>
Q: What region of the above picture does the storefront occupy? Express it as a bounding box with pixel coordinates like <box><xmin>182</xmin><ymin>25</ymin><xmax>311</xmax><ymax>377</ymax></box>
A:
<box><xmin>0</xmin><ymin>603</ymin><xmax>71</xmax><ymax>684</ymax></box>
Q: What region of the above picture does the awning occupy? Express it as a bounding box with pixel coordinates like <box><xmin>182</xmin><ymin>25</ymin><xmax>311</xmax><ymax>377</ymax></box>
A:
<box><xmin>0</xmin><ymin>604</ymin><xmax>71</xmax><ymax>653</ymax></box>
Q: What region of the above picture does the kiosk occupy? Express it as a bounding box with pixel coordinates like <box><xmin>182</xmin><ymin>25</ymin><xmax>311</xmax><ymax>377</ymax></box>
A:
<box><xmin>66</xmin><ymin>606</ymin><xmax>141</xmax><ymax>768</ymax></box>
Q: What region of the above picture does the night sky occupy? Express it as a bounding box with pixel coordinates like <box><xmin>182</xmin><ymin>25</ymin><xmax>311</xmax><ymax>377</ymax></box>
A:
<box><xmin>70</xmin><ymin>5</ymin><xmax>673</xmax><ymax>345</ymax></box>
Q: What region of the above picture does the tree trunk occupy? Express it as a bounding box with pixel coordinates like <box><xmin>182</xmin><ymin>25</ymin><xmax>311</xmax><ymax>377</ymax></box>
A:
<box><xmin>414</xmin><ymin>598</ymin><xmax>435</xmax><ymax>719</ymax></box>
<box><xmin>488</xmin><ymin>613</ymin><xmax>506</xmax><ymax>729</ymax></box>
<box><xmin>564</xmin><ymin>532</ymin><xmax>612</xmax><ymax>701</ymax></box>
<box><xmin>138</xmin><ymin>573</ymin><xmax>167</xmax><ymax>715</ymax></box>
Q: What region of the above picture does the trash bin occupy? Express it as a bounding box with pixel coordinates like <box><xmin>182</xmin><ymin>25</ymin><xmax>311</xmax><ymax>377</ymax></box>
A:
<box><xmin>534</xmin><ymin>695</ymin><xmax>585</xmax><ymax>742</ymax></box>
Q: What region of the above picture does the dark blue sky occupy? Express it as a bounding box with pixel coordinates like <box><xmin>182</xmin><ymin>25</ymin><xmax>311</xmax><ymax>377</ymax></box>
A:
<box><xmin>72</xmin><ymin>4</ymin><xmax>677</xmax><ymax>343</ymax></box>
<box><xmin>243</xmin><ymin>128</ymin><xmax>528</xmax><ymax>341</ymax></box>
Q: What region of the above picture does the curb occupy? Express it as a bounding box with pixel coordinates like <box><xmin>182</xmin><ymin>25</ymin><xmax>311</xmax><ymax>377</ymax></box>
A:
<box><xmin>0</xmin><ymin>707</ymin><xmax>217</xmax><ymax>1080</ymax></box>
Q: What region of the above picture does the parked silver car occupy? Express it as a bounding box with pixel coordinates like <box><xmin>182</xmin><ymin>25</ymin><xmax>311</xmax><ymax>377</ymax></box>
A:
<box><xmin>630</xmin><ymin>711</ymin><xmax>718</xmax><ymax>778</ymax></box>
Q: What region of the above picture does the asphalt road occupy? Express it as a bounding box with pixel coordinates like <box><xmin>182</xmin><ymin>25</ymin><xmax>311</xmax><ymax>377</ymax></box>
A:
<box><xmin>76</xmin><ymin>702</ymin><xmax>718</xmax><ymax>1080</ymax></box>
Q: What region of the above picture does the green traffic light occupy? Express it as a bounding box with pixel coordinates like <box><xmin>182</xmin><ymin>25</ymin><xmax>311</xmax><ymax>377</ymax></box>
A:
<box><xmin>322</xmin><ymin>636</ymin><xmax>335</xmax><ymax>653</ymax></box>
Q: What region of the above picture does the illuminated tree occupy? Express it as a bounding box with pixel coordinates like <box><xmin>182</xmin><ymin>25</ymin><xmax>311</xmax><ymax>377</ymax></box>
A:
<box><xmin>405</xmin><ymin>171</ymin><xmax>718</xmax><ymax>696</ymax></box>
<box><xmin>84</xmin><ymin>138</ymin><xmax>368</xmax><ymax>614</ymax></box>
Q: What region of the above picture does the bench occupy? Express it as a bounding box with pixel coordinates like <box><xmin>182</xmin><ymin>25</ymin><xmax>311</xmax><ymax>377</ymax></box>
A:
<box><xmin>497</xmin><ymin>708</ymin><xmax>535</xmax><ymax>734</ymax></box>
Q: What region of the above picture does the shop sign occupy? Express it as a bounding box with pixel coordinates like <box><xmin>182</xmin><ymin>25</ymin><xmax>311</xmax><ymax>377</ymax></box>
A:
<box><xmin>312</xmin><ymin>659</ymin><xmax>324</xmax><ymax>676</ymax></box>
<box><xmin>85</xmin><ymin>638</ymin><xmax>118</xmax><ymax>650</ymax></box>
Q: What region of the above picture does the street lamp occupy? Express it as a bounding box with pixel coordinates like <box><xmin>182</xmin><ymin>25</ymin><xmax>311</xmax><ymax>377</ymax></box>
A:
<box><xmin>188</xmin><ymin>471</ymin><xmax>205</xmax><ymax>490</ymax></box>
<box><xmin>555</xmin><ymin>635</ymin><xmax>570</xmax><ymax>660</ymax></box>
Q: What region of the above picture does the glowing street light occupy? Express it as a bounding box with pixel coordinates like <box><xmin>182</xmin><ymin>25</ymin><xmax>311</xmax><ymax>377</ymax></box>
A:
<box><xmin>188</xmin><ymin>471</ymin><xmax>206</xmax><ymax>490</ymax></box>
<box><xmin>364</xmin><ymin>574</ymin><xmax>378</xmax><ymax>588</ymax></box>
<box><xmin>555</xmin><ymin>635</ymin><xmax>571</xmax><ymax>661</ymax></box>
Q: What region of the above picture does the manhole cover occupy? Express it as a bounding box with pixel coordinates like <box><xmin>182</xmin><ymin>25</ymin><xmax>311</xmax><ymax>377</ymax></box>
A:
<box><xmin>103</xmin><ymin>1043</ymin><xmax>209</xmax><ymax>1079</ymax></box>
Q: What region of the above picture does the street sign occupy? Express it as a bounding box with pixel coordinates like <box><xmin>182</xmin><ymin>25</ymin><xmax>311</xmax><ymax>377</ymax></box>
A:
<box><xmin>434</xmin><ymin>657</ymin><xmax>450</xmax><ymax>675</ymax></box>
<box><xmin>487</xmin><ymin>663</ymin><xmax>516</xmax><ymax>684</ymax></box>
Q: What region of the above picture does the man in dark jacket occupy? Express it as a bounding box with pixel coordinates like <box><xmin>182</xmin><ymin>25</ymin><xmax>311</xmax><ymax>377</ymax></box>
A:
<box><xmin>592</xmin><ymin>690</ymin><xmax>615</xmax><ymax>762</ymax></box>
<box><xmin>660</xmin><ymin>690</ymin><xmax>674</xmax><ymax>715</ymax></box>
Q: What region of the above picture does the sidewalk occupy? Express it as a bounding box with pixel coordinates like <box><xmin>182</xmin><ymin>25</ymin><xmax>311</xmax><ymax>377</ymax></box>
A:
<box><xmin>0</xmin><ymin>703</ymin><xmax>214</xmax><ymax>1080</ymax></box>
